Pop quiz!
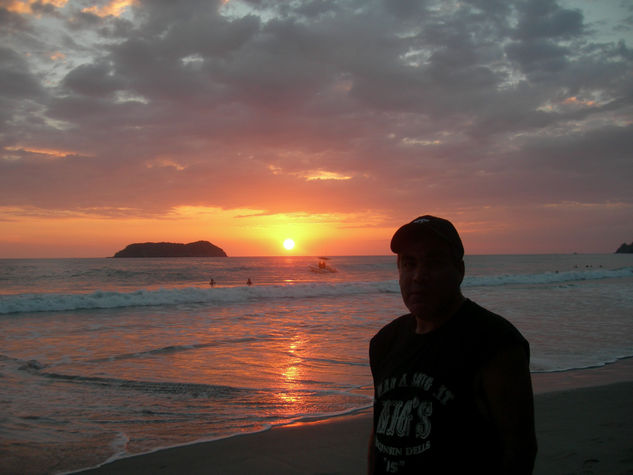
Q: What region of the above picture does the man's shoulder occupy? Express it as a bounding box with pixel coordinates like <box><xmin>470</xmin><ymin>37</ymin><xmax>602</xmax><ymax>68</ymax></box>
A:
<box><xmin>369</xmin><ymin>314</ymin><xmax>413</xmax><ymax>372</ymax></box>
<box><xmin>462</xmin><ymin>299</ymin><xmax>520</xmax><ymax>331</ymax></box>
<box><xmin>460</xmin><ymin>299</ymin><xmax>529</xmax><ymax>355</ymax></box>
<box><xmin>372</xmin><ymin>313</ymin><xmax>411</xmax><ymax>341</ymax></box>
<box><xmin>369</xmin><ymin>313</ymin><xmax>412</xmax><ymax>355</ymax></box>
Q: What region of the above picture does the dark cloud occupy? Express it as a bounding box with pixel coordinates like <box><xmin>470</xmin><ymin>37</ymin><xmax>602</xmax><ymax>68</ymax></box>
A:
<box><xmin>61</xmin><ymin>61</ymin><xmax>123</xmax><ymax>96</ymax></box>
<box><xmin>505</xmin><ymin>39</ymin><xmax>570</xmax><ymax>76</ymax></box>
<box><xmin>513</xmin><ymin>0</ymin><xmax>584</xmax><ymax>40</ymax></box>
<box><xmin>0</xmin><ymin>6</ymin><xmax>28</xmax><ymax>30</ymax></box>
<box><xmin>0</xmin><ymin>47</ymin><xmax>43</xmax><ymax>98</ymax></box>
<box><xmin>0</xmin><ymin>46</ymin><xmax>47</xmax><ymax>135</ymax></box>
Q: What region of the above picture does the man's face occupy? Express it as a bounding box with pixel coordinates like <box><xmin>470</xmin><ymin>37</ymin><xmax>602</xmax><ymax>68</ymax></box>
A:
<box><xmin>397</xmin><ymin>233</ymin><xmax>465</xmax><ymax>320</ymax></box>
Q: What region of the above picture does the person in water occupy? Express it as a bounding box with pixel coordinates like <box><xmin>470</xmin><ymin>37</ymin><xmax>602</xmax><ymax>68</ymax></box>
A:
<box><xmin>368</xmin><ymin>215</ymin><xmax>536</xmax><ymax>474</ymax></box>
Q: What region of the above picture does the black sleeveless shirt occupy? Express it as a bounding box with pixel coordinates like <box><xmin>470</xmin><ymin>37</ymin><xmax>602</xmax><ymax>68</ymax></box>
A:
<box><xmin>369</xmin><ymin>299</ymin><xmax>529</xmax><ymax>474</ymax></box>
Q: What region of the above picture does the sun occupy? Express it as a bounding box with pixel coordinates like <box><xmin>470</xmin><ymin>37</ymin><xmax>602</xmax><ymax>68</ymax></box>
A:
<box><xmin>283</xmin><ymin>238</ymin><xmax>295</xmax><ymax>250</ymax></box>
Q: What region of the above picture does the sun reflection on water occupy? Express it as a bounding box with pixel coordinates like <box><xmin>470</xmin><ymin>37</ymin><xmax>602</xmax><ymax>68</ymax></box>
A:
<box><xmin>277</xmin><ymin>336</ymin><xmax>306</xmax><ymax>406</ymax></box>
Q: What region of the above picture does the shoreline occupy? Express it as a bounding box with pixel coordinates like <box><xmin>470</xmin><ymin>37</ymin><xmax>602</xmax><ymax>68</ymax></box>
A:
<box><xmin>531</xmin><ymin>355</ymin><xmax>633</xmax><ymax>394</ymax></box>
<box><xmin>71</xmin><ymin>358</ymin><xmax>633</xmax><ymax>475</ymax></box>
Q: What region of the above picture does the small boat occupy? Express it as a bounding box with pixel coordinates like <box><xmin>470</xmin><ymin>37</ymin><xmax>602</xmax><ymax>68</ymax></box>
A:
<box><xmin>309</xmin><ymin>257</ymin><xmax>338</xmax><ymax>273</ymax></box>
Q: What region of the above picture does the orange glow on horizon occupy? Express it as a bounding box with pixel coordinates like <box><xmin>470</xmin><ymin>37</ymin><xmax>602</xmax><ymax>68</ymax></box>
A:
<box><xmin>0</xmin><ymin>206</ymin><xmax>394</xmax><ymax>258</ymax></box>
<box><xmin>1</xmin><ymin>202</ymin><xmax>618</xmax><ymax>256</ymax></box>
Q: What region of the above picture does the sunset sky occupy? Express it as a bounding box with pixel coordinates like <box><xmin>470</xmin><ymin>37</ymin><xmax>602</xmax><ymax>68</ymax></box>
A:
<box><xmin>1</xmin><ymin>0</ymin><xmax>632</xmax><ymax>257</ymax></box>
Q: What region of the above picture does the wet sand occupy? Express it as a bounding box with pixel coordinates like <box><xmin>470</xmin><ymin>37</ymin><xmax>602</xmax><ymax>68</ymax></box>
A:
<box><xmin>75</xmin><ymin>359</ymin><xmax>633</xmax><ymax>475</ymax></box>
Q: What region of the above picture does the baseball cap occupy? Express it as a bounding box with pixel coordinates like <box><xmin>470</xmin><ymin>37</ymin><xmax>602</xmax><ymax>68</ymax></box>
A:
<box><xmin>390</xmin><ymin>215</ymin><xmax>464</xmax><ymax>259</ymax></box>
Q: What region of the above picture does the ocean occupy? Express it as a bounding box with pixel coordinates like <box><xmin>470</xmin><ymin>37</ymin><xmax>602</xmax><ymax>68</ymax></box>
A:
<box><xmin>1</xmin><ymin>254</ymin><xmax>632</xmax><ymax>474</ymax></box>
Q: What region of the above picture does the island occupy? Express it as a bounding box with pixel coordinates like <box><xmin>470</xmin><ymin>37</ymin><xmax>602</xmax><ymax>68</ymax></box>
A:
<box><xmin>615</xmin><ymin>242</ymin><xmax>633</xmax><ymax>254</ymax></box>
<box><xmin>113</xmin><ymin>241</ymin><xmax>227</xmax><ymax>258</ymax></box>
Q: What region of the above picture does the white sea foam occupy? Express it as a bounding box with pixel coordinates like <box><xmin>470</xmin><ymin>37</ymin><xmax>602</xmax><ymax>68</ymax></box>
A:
<box><xmin>464</xmin><ymin>267</ymin><xmax>633</xmax><ymax>287</ymax></box>
<box><xmin>1</xmin><ymin>266</ymin><xmax>630</xmax><ymax>314</ymax></box>
<box><xmin>0</xmin><ymin>282</ymin><xmax>396</xmax><ymax>314</ymax></box>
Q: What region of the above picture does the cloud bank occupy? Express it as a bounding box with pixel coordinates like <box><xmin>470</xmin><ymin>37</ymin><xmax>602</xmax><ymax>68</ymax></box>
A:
<box><xmin>1</xmin><ymin>0</ymin><xmax>632</xmax><ymax>254</ymax></box>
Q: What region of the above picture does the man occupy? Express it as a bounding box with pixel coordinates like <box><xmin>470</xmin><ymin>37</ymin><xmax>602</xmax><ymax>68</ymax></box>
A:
<box><xmin>369</xmin><ymin>216</ymin><xmax>536</xmax><ymax>474</ymax></box>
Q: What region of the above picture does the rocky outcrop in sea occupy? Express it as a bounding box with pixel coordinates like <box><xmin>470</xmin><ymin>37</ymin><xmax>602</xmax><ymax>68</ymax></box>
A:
<box><xmin>113</xmin><ymin>241</ymin><xmax>227</xmax><ymax>257</ymax></box>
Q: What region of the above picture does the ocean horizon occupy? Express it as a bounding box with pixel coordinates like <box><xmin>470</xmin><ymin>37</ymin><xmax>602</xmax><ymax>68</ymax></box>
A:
<box><xmin>2</xmin><ymin>254</ymin><xmax>632</xmax><ymax>474</ymax></box>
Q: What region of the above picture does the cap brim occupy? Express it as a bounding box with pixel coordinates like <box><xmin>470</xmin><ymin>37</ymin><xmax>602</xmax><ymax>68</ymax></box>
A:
<box><xmin>390</xmin><ymin>224</ymin><xmax>432</xmax><ymax>253</ymax></box>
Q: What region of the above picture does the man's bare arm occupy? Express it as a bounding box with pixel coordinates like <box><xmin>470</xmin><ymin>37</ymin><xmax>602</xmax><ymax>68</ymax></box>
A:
<box><xmin>482</xmin><ymin>344</ymin><xmax>537</xmax><ymax>474</ymax></box>
<box><xmin>367</xmin><ymin>427</ymin><xmax>375</xmax><ymax>475</ymax></box>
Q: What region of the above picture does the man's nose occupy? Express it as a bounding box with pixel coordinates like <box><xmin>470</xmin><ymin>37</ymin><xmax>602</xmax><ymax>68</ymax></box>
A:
<box><xmin>412</xmin><ymin>265</ymin><xmax>428</xmax><ymax>282</ymax></box>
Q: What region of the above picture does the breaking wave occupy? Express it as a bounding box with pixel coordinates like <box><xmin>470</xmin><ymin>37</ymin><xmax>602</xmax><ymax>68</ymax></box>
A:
<box><xmin>1</xmin><ymin>266</ymin><xmax>631</xmax><ymax>315</ymax></box>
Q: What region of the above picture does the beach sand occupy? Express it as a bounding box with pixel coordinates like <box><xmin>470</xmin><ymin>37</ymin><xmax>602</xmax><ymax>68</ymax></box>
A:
<box><xmin>75</xmin><ymin>359</ymin><xmax>633</xmax><ymax>475</ymax></box>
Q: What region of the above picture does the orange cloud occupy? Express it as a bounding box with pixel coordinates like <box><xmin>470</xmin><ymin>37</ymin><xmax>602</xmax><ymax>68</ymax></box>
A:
<box><xmin>266</xmin><ymin>164</ymin><xmax>353</xmax><ymax>182</ymax></box>
<box><xmin>82</xmin><ymin>0</ymin><xmax>137</xmax><ymax>17</ymax></box>
<box><xmin>5</xmin><ymin>0</ymin><xmax>67</xmax><ymax>14</ymax></box>
<box><xmin>5</xmin><ymin>146</ymin><xmax>80</xmax><ymax>159</ymax></box>
<box><xmin>562</xmin><ymin>96</ymin><xmax>597</xmax><ymax>107</ymax></box>
<box><xmin>304</xmin><ymin>171</ymin><xmax>353</xmax><ymax>181</ymax></box>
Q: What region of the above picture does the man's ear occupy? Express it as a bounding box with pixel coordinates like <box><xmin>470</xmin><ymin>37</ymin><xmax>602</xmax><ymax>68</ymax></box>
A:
<box><xmin>457</xmin><ymin>259</ymin><xmax>465</xmax><ymax>284</ymax></box>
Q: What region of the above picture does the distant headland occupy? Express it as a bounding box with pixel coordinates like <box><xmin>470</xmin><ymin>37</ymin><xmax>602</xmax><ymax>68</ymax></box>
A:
<box><xmin>615</xmin><ymin>242</ymin><xmax>633</xmax><ymax>254</ymax></box>
<box><xmin>113</xmin><ymin>241</ymin><xmax>227</xmax><ymax>258</ymax></box>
